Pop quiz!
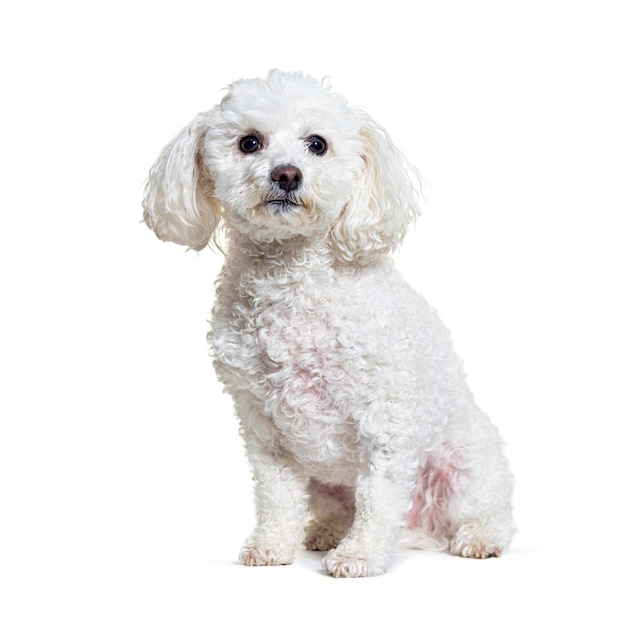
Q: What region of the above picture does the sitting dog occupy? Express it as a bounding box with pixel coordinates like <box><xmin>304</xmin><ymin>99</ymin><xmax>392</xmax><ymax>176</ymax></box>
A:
<box><xmin>143</xmin><ymin>70</ymin><xmax>516</xmax><ymax>577</ymax></box>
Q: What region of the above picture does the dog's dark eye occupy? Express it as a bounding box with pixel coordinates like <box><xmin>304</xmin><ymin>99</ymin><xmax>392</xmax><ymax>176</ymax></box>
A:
<box><xmin>239</xmin><ymin>135</ymin><xmax>262</xmax><ymax>154</ymax></box>
<box><xmin>306</xmin><ymin>135</ymin><xmax>327</xmax><ymax>156</ymax></box>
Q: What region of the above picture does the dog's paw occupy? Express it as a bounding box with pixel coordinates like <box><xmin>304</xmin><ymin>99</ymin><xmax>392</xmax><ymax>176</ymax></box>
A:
<box><xmin>239</xmin><ymin>540</ymin><xmax>295</xmax><ymax>567</ymax></box>
<box><xmin>304</xmin><ymin>521</ymin><xmax>346</xmax><ymax>551</ymax></box>
<box><xmin>449</xmin><ymin>522</ymin><xmax>503</xmax><ymax>559</ymax></box>
<box><xmin>322</xmin><ymin>549</ymin><xmax>389</xmax><ymax>578</ymax></box>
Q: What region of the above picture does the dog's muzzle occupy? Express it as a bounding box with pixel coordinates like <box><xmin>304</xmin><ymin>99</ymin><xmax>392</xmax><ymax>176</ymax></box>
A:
<box><xmin>266</xmin><ymin>164</ymin><xmax>304</xmax><ymax>213</ymax></box>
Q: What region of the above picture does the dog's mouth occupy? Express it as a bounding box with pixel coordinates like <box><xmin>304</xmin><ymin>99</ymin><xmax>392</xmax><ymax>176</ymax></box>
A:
<box><xmin>264</xmin><ymin>194</ymin><xmax>304</xmax><ymax>214</ymax></box>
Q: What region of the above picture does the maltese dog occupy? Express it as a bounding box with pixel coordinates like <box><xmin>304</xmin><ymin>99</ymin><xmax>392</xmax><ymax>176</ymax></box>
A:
<box><xmin>143</xmin><ymin>70</ymin><xmax>515</xmax><ymax>577</ymax></box>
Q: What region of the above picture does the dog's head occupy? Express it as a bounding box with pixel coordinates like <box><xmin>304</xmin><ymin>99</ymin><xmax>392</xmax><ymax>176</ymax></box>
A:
<box><xmin>143</xmin><ymin>70</ymin><xmax>420</xmax><ymax>263</ymax></box>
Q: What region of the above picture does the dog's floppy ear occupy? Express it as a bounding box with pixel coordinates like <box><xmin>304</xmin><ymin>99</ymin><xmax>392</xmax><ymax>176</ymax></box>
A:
<box><xmin>331</xmin><ymin>111</ymin><xmax>420</xmax><ymax>264</ymax></box>
<box><xmin>142</xmin><ymin>113</ymin><xmax>220</xmax><ymax>251</ymax></box>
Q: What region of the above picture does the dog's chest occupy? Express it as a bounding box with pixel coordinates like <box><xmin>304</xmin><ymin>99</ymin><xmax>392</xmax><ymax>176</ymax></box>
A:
<box><xmin>211</xmin><ymin>260</ymin><xmax>369</xmax><ymax>470</ymax></box>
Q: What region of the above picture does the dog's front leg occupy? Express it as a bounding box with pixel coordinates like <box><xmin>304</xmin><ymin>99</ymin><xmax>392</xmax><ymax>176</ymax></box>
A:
<box><xmin>239</xmin><ymin>433</ymin><xmax>308</xmax><ymax>567</ymax></box>
<box><xmin>322</xmin><ymin>455</ymin><xmax>412</xmax><ymax>578</ymax></box>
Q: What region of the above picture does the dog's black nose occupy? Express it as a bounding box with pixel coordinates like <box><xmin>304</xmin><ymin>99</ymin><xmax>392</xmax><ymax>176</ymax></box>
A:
<box><xmin>271</xmin><ymin>165</ymin><xmax>302</xmax><ymax>192</ymax></box>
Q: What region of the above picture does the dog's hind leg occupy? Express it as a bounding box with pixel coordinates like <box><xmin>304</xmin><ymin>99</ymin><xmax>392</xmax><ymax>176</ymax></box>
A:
<box><xmin>445</xmin><ymin>433</ymin><xmax>516</xmax><ymax>558</ymax></box>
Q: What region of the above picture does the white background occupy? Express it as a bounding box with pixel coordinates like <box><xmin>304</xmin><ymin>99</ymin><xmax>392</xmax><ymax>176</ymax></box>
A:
<box><xmin>1</xmin><ymin>1</ymin><xmax>624</xmax><ymax>622</ymax></box>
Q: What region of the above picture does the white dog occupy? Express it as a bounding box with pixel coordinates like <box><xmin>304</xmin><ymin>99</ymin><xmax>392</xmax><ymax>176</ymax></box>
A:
<box><xmin>143</xmin><ymin>70</ymin><xmax>516</xmax><ymax>577</ymax></box>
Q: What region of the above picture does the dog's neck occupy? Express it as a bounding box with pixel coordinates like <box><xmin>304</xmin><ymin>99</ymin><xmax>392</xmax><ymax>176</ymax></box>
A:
<box><xmin>226</xmin><ymin>231</ymin><xmax>334</xmax><ymax>270</ymax></box>
<box><xmin>220</xmin><ymin>232</ymin><xmax>340</xmax><ymax>308</ymax></box>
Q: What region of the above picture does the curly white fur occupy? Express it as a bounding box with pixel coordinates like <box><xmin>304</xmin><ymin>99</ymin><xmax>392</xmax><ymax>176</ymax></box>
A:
<box><xmin>143</xmin><ymin>70</ymin><xmax>516</xmax><ymax>577</ymax></box>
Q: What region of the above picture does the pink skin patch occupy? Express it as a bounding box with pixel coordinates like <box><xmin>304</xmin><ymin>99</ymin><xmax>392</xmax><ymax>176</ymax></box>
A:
<box><xmin>405</xmin><ymin>456</ymin><xmax>463</xmax><ymax>533</ymax></box>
